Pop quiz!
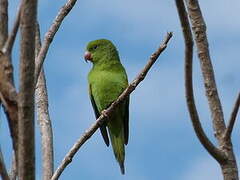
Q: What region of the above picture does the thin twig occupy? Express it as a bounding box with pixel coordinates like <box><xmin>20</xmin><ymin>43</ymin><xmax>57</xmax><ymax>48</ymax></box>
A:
<box><xmin>224</xmin><ymin>92</ymin><xmax>240</xmax><ymax>141</ymax></box>
<box><xmin>35</xmin><ymin>23</ymin><xmax>54</xmax><ymax>180</ymax></box>
<box><xmin>175</xmin><ymin>0</ymin><xmax>226</xmax><ymax>163</ymax></box>
<box><xmin>0</xmin><ymin>147</ymin><xmax>10</xmax><ymax>180</ymax></box>
<box><xmin>35</xmin><ymin>0</ymin><xmax>78</xmax><ymax>85</ymax></box>
<box><xmin>0</xmin><ymin>0</ymin><xmax>8</xmax><ymax>49</ymax></box>
<box><xmin>2</xmin><ymin>5</ymin><xmax>21</xmax><ymax>54</ymax></box>
<box><xmin>51</xmin><ymin>32</ymin><xmax>173</xmax><ymax>180</ymax></box>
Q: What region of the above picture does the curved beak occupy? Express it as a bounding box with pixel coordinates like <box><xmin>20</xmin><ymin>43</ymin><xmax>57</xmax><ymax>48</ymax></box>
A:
<box><xmin>84</xmin><ymin>51</ymin><xmax>92</xmax><ymax>63</ymax></box>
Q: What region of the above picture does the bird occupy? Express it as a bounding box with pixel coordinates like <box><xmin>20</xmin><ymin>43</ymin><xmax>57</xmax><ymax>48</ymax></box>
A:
<box><xmin>84</xmin><ymin>39</ymin><xmax>129</xmax><ymax>174</ymax></box>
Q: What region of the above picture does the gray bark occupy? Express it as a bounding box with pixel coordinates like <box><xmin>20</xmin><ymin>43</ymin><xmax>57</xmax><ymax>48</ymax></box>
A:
<box><xmin>176</xmin><ymin>0</ymin><xmax>239</xmax><ymax>179</ymax></box>
<box><xmin>35</xmin><ymin>23</ymin><xmax>54</xmax><ymax>180</ymax></box>
<box><xmin>18</xmin><ymin>0</ymin><xmax>37</xmax><ymax>179</ymax></box>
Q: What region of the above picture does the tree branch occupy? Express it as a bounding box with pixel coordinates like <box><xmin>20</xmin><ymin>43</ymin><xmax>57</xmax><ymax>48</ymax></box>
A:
<box><xmin>0</xmin><ymin>0</ymin><xmax>8</xmax><ymax>49</ymax></box>
<box><xmin>35</xmin><ymin>23</ymin><xmax>54</xmax><ymax>180</ymax></box>
<box><xmin>224</xmin><ymin>92</ymin><xmax>240</xmax><ymax>141</ymax></box>
<box><xmin>2</xmin><ymin>5</ymin><xmax>21</xmax><ymax>54</ymax></box>
<box><xmin>9</xmin><ymin>152</ymin><xmax>17</xmax><ymax>180</ymax></box>
<box><xmin>18</xmin><ymin>0</ymin><xmax>37</xmax><ymax>179</ymax></box>
<box><xmin>51</xmin><ymin>32</ymin><xmax>173</xmax><ymax>180</ymax></box>
<box><xmin>0</xmin><ymin>3</ymin><xmax>20</xmax><ymax>156</ymax></box>
<box><xmin>0</xmin><ymin>147</ymin><xmax>10</xmax><ymax>180</ymax></box>
<box><xmin>0</xmin><ymin>51</ymin><xmax>18</xmax><ymax>161</ymax></box>
<box><xmin>184</xmin><ymin>0</ymin><xmax>226</xmax><ymax>141</ymax></box>
<box><xmin>35</xmin><ymin>0</ymin><xmax>78</xmax><ymax>84</ymax></box>
<box><xmin>175</xmin><ymin>0</ymin><xmax>226</xmax><ymax>163</ymax></box>
<box><xmin>184</xmin><ymin>0</ymin><xmax>238</xmax><ymax>179</ymax></box>
<box><xmin>0</xmin><ymin>4</ymin><xmax>21</xmax><ymax>166</ymax></box>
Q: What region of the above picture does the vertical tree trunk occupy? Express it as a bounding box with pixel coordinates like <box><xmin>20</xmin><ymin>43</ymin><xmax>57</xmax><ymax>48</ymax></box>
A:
<box><xmin>18</xmin><ymin>0</ymin><xmax>37</xmax><ymax>179</ymax></box>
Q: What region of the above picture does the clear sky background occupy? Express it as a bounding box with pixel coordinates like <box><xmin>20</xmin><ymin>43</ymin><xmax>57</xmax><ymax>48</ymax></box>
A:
<box><xmin>0</xmin><ymin>0</ymin><xmax>240</xmax><ymax>180</ymax></box>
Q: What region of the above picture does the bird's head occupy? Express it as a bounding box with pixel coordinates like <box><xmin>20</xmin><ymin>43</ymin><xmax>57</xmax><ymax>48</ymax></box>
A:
<box><xmin>84</xmin><ymin>39</ymin><xmax>119</xmax><ymax>64</ymax></box>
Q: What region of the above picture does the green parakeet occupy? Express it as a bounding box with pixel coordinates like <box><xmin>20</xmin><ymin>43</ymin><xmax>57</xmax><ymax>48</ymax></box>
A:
<box><xmin>84</xmin><ymin>39</ymin><xmax>129</xmax><ymax>174</ymax></box>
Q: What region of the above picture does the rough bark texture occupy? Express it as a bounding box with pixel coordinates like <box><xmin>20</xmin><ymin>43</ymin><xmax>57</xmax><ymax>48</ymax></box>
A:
<box><xmin>0</xmin><ymin>52</ymin><xmax>18</xmax><ymax>159</ymax></box>
<box><xmin>0</xmin><ymin>0</ymin><xmax>8</xmax><ymax>49</ymax></box>
<box><xmin>18</xmin><ymin>0</ymin><xmax>37</xmax><ymax>179</ymax></box>
<box><xmin>175</xmin><ymin>0</ymin><xmax>226</xmax><ymax>163</ymax></box>
<box><xmin>184</xmin><ymin>0</ymin><xmax>238</xmax><ymax>179</ymax></box>
<box><xmin>185</xmin><ymin>0</ymin><xmax>226</xmax><ymax>139</ymax></box>
<box><xmin>35</xmin><ymin>69</ymin><xmax>54</xmax><ymax>180</ymax></box>
<box><xmin>35</xmin><ymin>23</ymin><xmax>54</xmax><ymax>180</ymax></box>
<box><xmin>0</xmin><ymin>148</ymin><xmax>10</xmax><ymax>180</ymax></box>
<box><xmin>9</xmin><ymin>153</ymin><xmax>17</xmax><ymax>180</ymax></box>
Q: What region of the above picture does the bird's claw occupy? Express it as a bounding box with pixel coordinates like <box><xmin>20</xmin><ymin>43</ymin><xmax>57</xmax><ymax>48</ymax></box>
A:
<box><xmin>102</xmin><ymin>110</ymin><xmax>109</xmax><ymax>118</ymax></box>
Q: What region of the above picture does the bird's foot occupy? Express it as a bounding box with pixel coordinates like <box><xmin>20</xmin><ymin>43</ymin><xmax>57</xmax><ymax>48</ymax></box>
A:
<box><xmin>101</xmin><ymin>110</ymin><xmax>109</xmax><ymax>118</ymax></box>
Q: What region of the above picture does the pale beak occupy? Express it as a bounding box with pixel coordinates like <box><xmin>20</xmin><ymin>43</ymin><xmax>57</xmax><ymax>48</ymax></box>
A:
<box><xmin>84</xmin><ymin>51</ymin><xmax>92</xmax><ymax>62</ymax></box>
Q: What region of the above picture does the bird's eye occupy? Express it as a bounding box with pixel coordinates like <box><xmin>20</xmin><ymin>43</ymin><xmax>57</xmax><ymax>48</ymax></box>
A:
<box><xmin>93</xmin><ymin>45</ymin><xmax>98</xmax><ymax>50</ymax></box>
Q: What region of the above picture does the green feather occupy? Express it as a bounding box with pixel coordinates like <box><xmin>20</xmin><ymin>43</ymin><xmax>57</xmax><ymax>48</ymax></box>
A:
<box><xmin>86</xmin><ymin>39</ymin><xmax>129</xmax><ymax>174</ymax></box>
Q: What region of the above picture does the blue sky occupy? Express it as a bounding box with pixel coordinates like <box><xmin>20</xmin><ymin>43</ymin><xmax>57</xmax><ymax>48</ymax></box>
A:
<box><xmin>0</xmin><ymin>0</ymin><xmax>240</xmax><ymax>179</ymax></box>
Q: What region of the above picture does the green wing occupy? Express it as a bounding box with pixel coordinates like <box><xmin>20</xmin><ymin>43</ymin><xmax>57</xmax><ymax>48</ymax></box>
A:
<box><xmin>124</xmin><ymin>96</ymin><xmax>129</xmax><ymax>145</ymax></box>
<box><xmin>89</xmin><ymin>85</ymin><xmax>110</xmax><ymax>146</ymax></box>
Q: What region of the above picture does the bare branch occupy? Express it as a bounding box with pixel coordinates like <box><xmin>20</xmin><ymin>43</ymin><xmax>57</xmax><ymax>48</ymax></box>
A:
<box><xmin>9</xmin><ymin>153</ymin><xmax>17</xmax><ymax>180</ymax></box>
<box><xmin>18</xmin><ymin>0</ymin><xmax>37</xmax><ymax>179</ymax></box>
<box><xmin>184</xmin><ymin>0</ymin><xmax>238</xmax><ymax>179</ymax></box>
<box><xmin>0</xmin><ymin>0</ymin><xmax>8</xmax><ymax>49</ymax></box>
<box><xmin>224</xmin><ymin>92</ymin><xmax>240</xmax><ymax>141</ymax></box>
<box><xmin>0</xmin><ymin>52</ymin><xmax>18</xmax><ymax>160</ymax></box>
<box><xmin>2</xmin><ymin>6</ymin><xmax>21</xmax><ymax>54</ymax></box>
<box><xmin>51</xmin><ymin>32</ymin><xmax>173</xmax><ymax>180</ymax></box>
<box><xmin>0</xmin><ymin>7</ymin><xmax>20</xmax><ymax>155</ymax></box>
<box><xmin>0</xmin><ymin>3</ymin><xmax>20</xmax><ymax>157</ymax></box>
<box><xmin>175</xmin><ymin>0</ymin><xmax>226</xmax><ymax>163</ymax></box>
<box><xmin>35</xmin><ymin>0</ymin><xmax>78</xmax><ymax>84</ymax></box>
<box><xmin>35</xmin><ymin>23</ymin><xmax>54</xmax><ymax>180</ymax></box>
<box><xmin>0</xmin><ymin>147</ymin><xmax>10</xmax><ymax>180</ymax></box>
<box><xmin>184</xmin><ymin>0</ymin><xmax>226</xmax><ymax>140</ymax></box>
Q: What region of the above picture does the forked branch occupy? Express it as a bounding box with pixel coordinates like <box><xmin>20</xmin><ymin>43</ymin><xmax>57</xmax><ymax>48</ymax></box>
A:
<box><xmin>0</xmin><ymin>51</ymin><xmax>18</xmax><ymax>160</ymax></box>
<box><xmin>51</xmin><ymin>32</ymin><xmax>173</xmax><ymax>180</ymax></box>
<box><xmin>182</xmin><ymin>0</ymin><xmax>238</xmax><ymax>179</ymax></box>
<box><xmin>224</xmin><ymin>92</ymin><xmax>240</xmax><ymax>141</ymax></box>
<box><xmin>0</xmin><ymin>3</ymin><xmax>20</xmax><ymax>176</ymax></box>
<box><xmin>185</xmin><ymin>0</ymin><xmax>226</xmax><ymax>140</ymax></box>
<box><xmin>175</xmin><ymin>0</ymin><xmax>226</xmax><ymax>163</ymax></box>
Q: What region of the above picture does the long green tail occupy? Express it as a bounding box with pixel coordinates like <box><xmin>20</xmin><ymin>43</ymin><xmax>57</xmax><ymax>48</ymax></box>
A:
<box><xmin>109</xmin><ymin>127</ymin><xmax>125</xmax><ymax>174</ymax></box>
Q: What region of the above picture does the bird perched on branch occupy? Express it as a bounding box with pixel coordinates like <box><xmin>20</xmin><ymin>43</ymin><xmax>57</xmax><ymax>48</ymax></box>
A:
<box><xmin>84</xmin><ymin>39</ymin><xmax>129</xmax><ymax>174</ymax></box>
